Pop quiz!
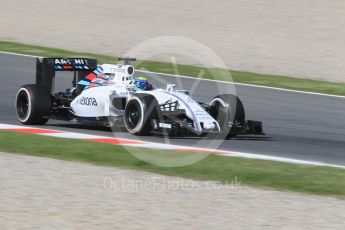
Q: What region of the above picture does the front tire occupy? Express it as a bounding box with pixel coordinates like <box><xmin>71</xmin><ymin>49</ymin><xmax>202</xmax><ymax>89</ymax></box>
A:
<box><xmin>15</xmin><ymin>84</ymin><xmax>52</xmax><ymax>125</ymax></box>
<box><xmin>124</xmin><ymin>94</ymin><xmax>160</xmax><ymax>135</ymax></box>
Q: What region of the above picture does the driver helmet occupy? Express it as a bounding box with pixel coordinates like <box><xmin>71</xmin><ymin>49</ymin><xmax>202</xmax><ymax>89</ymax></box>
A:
<box><xmin>134</xmin><ymin>76</ymin><xmax>151</xmax><ymax>91</ymax></box>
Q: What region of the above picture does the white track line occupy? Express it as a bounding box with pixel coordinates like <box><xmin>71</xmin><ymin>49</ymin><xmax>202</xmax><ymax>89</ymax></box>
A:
<box><xmin>1</xmin><ymin>50</ymin><xmax>344</xmax><ymax>99</ymax></box>
<box><xmin>0</xmin><ymin>51</ymin><xmax>43</xmax><ymax>58</ymax></box>
<box><xmin>138</xmin><ymin>70</ymin><xmax>345</xmax><ymax>99</ymax></box>
<box><xmin>1</xmin><ymin>123</ymin><xmax>345</xmax><ymax>169</ymax></box>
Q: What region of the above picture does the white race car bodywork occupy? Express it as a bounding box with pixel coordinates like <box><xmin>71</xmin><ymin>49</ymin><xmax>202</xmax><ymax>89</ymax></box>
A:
<box><xmin>70</xmin><ymin>80</ymin><xmax>220</xmax><ymax>135</ymax></box>
<box><xmin>142</xmin><ymin>90</ymin><xmax>219</xmax><ymax>134</ymax></box>
<box><xmin>15</xmin><ymin>57</ymin><xmax>263</xmax><ymax>137</ymax></box>
<box><xmin>71</xmin><ymin>85</ymin><xmax>124</xmax><ymax>118</ymax></box>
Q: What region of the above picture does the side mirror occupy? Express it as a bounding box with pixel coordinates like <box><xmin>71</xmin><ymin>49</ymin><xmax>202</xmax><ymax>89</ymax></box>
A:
<box><xmin>166</xmin><ymin>84</ymin><xmax>176</xmax><ymax>92</ymax></box>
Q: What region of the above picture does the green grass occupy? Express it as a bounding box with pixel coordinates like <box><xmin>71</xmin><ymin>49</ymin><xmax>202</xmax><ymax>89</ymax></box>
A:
<box><xmin>1</xmin><ymin>130</ymin><xmax>345</xmax><ymax>198</ymax></box>
<box><xmin>1</xmin><ymin>41</ymin><xmax>345</xmax><ymax>96</ymax></box>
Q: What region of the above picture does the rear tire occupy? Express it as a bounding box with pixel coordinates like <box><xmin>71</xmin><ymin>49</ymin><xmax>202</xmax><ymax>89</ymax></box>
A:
<box><xmin>15</xmin><ymin>84</ymin><xmax>52</xmax><ymax>125</ymax></box>
<box><xmin>124</xmin><ymin>94</ymin><xmax>160</xmax><ymax>135</ymax></box>
<box><xmin>210</xmin><ymin>94</ymin><xmax>245</xmax><ymax>138</ymax></box>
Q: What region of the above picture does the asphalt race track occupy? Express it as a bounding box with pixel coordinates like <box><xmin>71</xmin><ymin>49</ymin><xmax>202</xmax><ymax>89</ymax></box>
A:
<box><xmin>1</xmin><ymin>53</ymin><xmax>345</xmax><ymax>165</ymax></box>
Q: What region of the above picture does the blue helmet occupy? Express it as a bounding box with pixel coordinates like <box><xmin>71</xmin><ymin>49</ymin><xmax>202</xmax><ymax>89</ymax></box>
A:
<box><xmin>134</xmin><ymin>76</ymin><xmax>149</xmax><ymax>90</ymax></box>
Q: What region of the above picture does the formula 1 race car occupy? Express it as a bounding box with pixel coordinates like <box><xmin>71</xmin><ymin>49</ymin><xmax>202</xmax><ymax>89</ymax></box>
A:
<box><xmin>15</xmin><ymin>57</ymin><xmax>263</xmax><ymax>138</ymax></box>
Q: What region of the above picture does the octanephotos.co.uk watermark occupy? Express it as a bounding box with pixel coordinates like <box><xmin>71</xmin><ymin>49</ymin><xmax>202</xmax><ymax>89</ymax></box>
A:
<box><xmin>103</xmin><ymin>176</ymin><xmax>242</xmax><ymax>192</ymax></box>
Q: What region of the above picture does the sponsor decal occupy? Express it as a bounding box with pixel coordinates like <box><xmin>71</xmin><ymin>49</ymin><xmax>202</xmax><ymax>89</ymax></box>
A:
<box><xmin>54</xmin><ymin>58</ymin><xmax>89</xmax><ymax>65</ymax></box>
<box><xmin>186</xmin><ymin>97</ymin><xmax>195</xmax><ymax>104</ymax></box>
<box><xmin>159</xmin><ymin>123</ymin><xmax>172</xmax><ymax>129</ymax></box>
<box><xmin>111</xmin><ymin>66</ymin><xmax>126</xmax><ymax>73</ymax></box>
<box><xmin>195</xmin><ymin>111</ymin><xmax>212</xmax><ymax>120</ymax></box>
<box><xmin>93</xmin><ymin>78</ymin><xmax>107</xmax><ymax>84</ymax></box>
<box><xmin>79</xmin><ymin>97</ymin><xmax>98</xmax><ymax>106</ymax></box>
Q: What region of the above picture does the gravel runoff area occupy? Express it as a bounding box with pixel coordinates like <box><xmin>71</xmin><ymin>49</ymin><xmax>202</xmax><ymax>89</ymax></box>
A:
<box><xmin>1</xmin><ymin>0</ymin><xmax>345</xmax><ymax>82</ymax></box>
<box><xmin>1</xmin><ymin>152</ymin><xmax>345</xmax><ymax>229</ymax></box>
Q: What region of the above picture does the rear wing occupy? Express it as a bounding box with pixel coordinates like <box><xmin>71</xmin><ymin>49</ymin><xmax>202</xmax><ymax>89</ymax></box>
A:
<box><xmin>36</xmin><ymin>58</ymin><xmax>97</xmax><ymax>93</ymax></box>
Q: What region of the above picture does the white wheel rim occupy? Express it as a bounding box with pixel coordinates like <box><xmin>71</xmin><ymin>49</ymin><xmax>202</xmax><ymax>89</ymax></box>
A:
<box><xmin>15</xmin><ymin>88</ymin><xmax>32</xmax><ymax>123</ymax></box>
